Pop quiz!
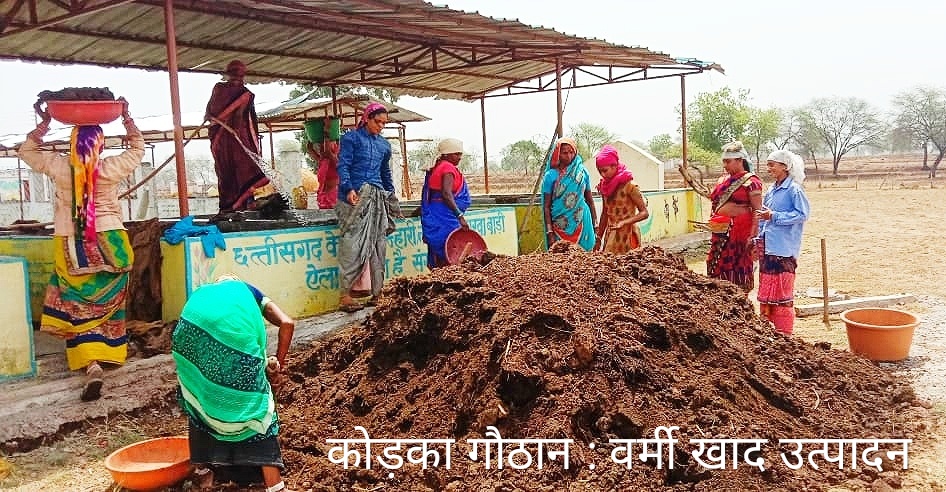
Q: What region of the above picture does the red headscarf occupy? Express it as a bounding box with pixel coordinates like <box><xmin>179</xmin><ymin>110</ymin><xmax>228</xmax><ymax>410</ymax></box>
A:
<box><xmin>358</xmin><ymin>102</ymin><xmax>387</xmax><ymax>129</ymax></box>
<box><xmin>595</xmin><ymin>144</ymin><xmax>634</xmax><ymax>198</ymax></box>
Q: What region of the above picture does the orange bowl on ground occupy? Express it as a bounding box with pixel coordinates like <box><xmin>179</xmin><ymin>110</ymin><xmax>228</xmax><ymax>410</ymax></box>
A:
<box><xmin>46</xmin><ymin>100</ymin><xmax>123</xmax><ymax>125</ymax></box>
<box><xmin>840</xmin><ymin>308</ymin><xmax>919</xmax><ymax>362</ymax></box>
<box><xmin>104</xmin><ymin>436</ymin><xmax>191</xmax><ymax>491</ymax></box>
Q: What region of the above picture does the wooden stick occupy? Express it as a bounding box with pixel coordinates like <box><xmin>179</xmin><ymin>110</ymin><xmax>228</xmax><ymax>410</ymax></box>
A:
<box><xmin>457</xmin><ymin>241</ymin><xmax>473</xmax><ymax>264</ymax></box>
<box><xmin>821</xmin><ymin>238</ymin><xmax>830</xmax><ymax>327</ymax></box>
<box><xmin>0</xmin><ymin>221</ymin><xmax>54</xmax><ymax>231</ymax></box>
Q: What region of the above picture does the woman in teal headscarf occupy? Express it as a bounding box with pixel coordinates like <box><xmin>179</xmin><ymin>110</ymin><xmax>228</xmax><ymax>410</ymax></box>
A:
<box><xmin>541</xmin><ymin>137</ymin><xmax>597</xmax><ymax>251</ymax></box>
<box><xmin>172</xmin><ymin>276</ymin><xmax>296</xmax><ymax>491</ymax></box>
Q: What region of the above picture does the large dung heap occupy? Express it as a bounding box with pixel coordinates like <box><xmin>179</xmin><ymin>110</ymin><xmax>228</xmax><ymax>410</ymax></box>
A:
<box><xmin>278</xmin><ymin>245</ymin><xmax>928</xmax><ymax>491</ymax></box>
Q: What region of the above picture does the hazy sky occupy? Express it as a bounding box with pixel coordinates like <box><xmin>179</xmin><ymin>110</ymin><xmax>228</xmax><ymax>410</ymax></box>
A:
<box><xmin>2</xmin><ymin>0</ymin><xmax>944</xmax><ymax>164</ymax></box>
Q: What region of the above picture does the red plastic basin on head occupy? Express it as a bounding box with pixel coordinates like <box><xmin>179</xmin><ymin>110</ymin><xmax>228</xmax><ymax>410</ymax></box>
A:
<box><xmin>445</xmin><ymin>227</ymin><xmax>488</xmax><ymax>265</ymax></box>
<box><xmin>46</xmin><ymin>100</ymin><xmax>123</xmax><ymax>125</ymax></box>
<box><xmin>104</xmin><ymin>436</ymin><xmax>191</xmax><ymax>491</ymax></box>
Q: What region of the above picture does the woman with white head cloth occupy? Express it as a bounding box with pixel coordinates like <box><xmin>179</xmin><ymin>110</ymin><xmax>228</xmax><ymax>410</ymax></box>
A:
<box><xmin>420</xmin><ymin>138</ymin><xmax>471</xmax><ymax>269</ymax></box>
<box><xmin>755</xmin><ymin>149</ymin><xmax>811</xmax><ymax>335</ymax></box>
<box><xmin>706</xmin><ymin>141</ymin><xmax>764</xmax><ymax>291</ymax></box>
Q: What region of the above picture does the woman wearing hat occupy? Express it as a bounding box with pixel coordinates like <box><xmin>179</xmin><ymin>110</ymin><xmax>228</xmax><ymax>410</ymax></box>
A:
<box><xmin>420</xmin><ymin>138</ymin><xmax>471</xmax><ymax>269</ymax></box>
<box><xmin>205</xmin><ymin>60</ymin><xmax>273</xmax><ymax>216</ymax></box>
<box><xmin>594</xmin><ymin>144</ymin><xmax>649</xmax><ymax>253</ymax></box>
<box><xmin>706</xmin><ymin>141</ymin><xmax>764</xmax><ymax>291</ymax></box>
<box><xmin>756</xmin><ymin>150</ymin><xmax>810</xmax><ymax>335</ymax></box>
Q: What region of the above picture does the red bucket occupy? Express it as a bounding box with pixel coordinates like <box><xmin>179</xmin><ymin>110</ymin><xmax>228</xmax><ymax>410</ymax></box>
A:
<box><xmin>445</xmin><ymin>228</ymin><xmax>488</xmax><ymax>265</ymax></box>
<box><xmin>46</xmin><ymin>100</ymin><xmax>123</xmax><ymax>125</ymax></box>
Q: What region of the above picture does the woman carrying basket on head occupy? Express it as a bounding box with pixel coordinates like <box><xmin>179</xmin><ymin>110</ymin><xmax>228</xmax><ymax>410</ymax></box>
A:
<box><xmin>19</xmin><ymin>97</ymin><xmax>144</xmax><ymax>401</ymax></box>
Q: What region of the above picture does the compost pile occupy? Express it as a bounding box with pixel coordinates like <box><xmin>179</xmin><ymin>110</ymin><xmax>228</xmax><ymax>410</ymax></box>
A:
<box><xmin>36</xmin><ymin>87</ymin><xmax>115</xmax><ymax>101</ymax></box>
<box><xmin>277</xmin><ymin>244</ymin><xmax>928</xmax><ymax>491</ymax></box>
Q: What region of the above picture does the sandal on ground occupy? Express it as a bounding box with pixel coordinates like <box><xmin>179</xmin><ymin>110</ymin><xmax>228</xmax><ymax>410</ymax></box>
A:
<box><xmin>365</xmin><ymin>296</ymin><xmax>381</xmax><ymax>307</ymax></box>
<box><xmin>192</xmin><ymin>466</ymin><xmax>214</xmax><ymax>490</ymax></box>
<box><xmin>80</xmin><ymin>362</ymin><xmax>104</xmax><ymax>401</ymax></box>
<box><xmin>339</xmin><ymin>300</ymin><xmax>364</xmax><ymax>313</ymax></box>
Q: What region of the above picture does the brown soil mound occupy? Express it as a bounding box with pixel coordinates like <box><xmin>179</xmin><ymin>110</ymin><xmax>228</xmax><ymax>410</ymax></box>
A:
<box><xmin>277</xmin><ymin>245</ymin><xmax>928</xmax><ymax>491</ymax></box>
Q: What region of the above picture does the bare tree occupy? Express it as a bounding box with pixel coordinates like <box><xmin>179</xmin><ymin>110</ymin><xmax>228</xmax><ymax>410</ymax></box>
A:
<box><xmin>892</xmin><ymin>86</ymin><xmax>946</xmax><ymax>177</ymax></box>
<box><xmin>798</xmin><ymin>97</ymin><xmax>886</xmax><ymax>175</ymax></box>
<box><xmin>772</xmin><ymin>109</ymin><xmax>804</xmax><ymax>150</ymax></box>
<box><xmin>186</xmin><ymin>155</ymin><xmax>218</xmax><ymax>195</ymax></box>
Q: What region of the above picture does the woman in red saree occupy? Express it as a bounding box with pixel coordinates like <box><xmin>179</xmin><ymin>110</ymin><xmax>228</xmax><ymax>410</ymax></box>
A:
<box><xmin>205</xmin><ymin>60</ymin><xmax>271</xmax><ymax>214</ymax></box>
<box><xmin>705</xmin><ymin>141</ymin><xmax>763</xmax><ymax>291</ymax></box>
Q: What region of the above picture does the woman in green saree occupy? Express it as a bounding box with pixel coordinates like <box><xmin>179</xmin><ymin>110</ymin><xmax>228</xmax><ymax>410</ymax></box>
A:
<box><xmin>172</xmin><ymin>276</ymin><xmax>295</xmax><ymax>491</ymax></box>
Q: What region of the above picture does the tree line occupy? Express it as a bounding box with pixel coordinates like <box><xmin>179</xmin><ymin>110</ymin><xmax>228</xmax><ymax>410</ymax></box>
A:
<box><xmin>282</xmin><ymin>82</ymin><xmax>946</xmax><ymax>179</ymax></box>
<box><xmin>498</xmin><ymin>86</ymin><xmax>946</xmax><ymax>178</ymax></box>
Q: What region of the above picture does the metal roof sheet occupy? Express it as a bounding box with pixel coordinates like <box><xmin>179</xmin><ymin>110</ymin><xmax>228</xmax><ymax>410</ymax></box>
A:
<box><xmin>0</xmin><ymin>0</ymin><xmax>721</xmax><ymax>100</ymax></box>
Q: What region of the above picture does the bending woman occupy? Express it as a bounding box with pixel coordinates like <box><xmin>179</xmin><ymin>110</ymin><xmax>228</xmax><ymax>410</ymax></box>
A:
<box><xmin>172</xmin><ymin>276</ymin><xmax>295</xmax><ymax>491</ymax></box>
<box><xmin>756</xmin><ymin>150</ymin><xmax>810</xmax><ymax>335</ymax></box>
<box><xmin>421</xmin><ymin>138</ymin><xmax>471</xmax><ymax>269</ymax></box>
<box><xmin>19</xmin><ymin>98</ymin><xmax>144</xmax><ymax>401</ymax></box>
<box><xmin>706</xmin><ymin>141</ymin><xmax>763</xmax><ymax>291</ymax></box>
<box><xmin>542</xmin><ymin>137</ymin><xmax>597</xmax><ymax>251</ymax></box>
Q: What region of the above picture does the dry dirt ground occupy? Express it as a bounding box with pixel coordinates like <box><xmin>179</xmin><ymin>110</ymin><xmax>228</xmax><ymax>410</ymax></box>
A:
<box><xmin>1</xmin><ymin>180</ymin><xmax>945</xmax><ymax>491</ymax></box>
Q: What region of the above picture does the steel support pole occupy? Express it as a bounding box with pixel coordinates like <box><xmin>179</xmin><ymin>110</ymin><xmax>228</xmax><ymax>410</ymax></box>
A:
<box><xmin>481</xmin><ymin>97</ymin><xmax>489</xmax><ymax>194</ymax></box>
<box><xmin>164</xmin><ymin>0</ymin><xmax>189</xmax><ymax>215</ymax></box>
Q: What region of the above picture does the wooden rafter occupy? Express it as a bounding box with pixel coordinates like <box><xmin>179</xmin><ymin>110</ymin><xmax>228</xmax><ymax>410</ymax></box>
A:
<box><xmin>0</xmin><ymin>0</ymin><xmax>133</xmax><ymax>37</ymax></box>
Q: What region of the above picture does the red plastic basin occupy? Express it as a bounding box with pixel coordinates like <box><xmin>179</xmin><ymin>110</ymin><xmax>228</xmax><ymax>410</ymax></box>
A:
<box><xmin>445</xmin><ymin>227</ymin><xmax>488</xmax><ymax>265</ymax></box>
<box><xmin>46</xmin><ymin>100</ymin><xmax>123</xmax><ymax>125</ymax></box>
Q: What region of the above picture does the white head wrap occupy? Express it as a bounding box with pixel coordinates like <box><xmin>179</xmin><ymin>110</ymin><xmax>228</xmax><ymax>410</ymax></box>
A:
<box><xmin>766</xmin><ymin>149</ymin><xmax>806</xmax><ymax>183</ymax></box>
<box><xmin>720</xmin><ymin>141</ymin><xmax>753</xmax><ymax>171</ymax></box>
<box><xmin>437</xmin><ymin>138</ymin><xmax>464</xmax><ymax>155</ymax></box>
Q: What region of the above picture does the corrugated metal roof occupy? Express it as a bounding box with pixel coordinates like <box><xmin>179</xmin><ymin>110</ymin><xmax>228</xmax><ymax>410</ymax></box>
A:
<box><xmin>0</xmin><ymin>0</ymin><xmax>720</xmax><ymax>100</ymax></box>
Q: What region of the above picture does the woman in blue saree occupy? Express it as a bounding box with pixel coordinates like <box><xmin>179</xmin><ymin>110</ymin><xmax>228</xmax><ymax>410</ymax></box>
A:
<box><xmin>542</xmin><ymin>137</ymin><xmax>597</xmax><ymax>251</ymax></box>
<box><xmin>421</xmin><ymin>138</ymin><xmax>471</xmax><ymax>268</ymax></box>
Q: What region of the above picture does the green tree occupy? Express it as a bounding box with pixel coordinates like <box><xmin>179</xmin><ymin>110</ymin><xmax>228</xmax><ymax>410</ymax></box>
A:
<box><xmin>892</xmin><ymin>86</ymin><xmax>946</xmax><ymax>176</ymax></box>
<box><xmin>569</xmin><ymin>122</ymin><xmax>617</xmax><ymax>163</ymax></box>
<box><xmin>500</xmin><ymin>139</ymin><xmax>545</xmax><ymax>175</ymax></box>
<box><xmin>744</xmin><ymin>107</ymin><xmax>782</xmax><ymax>163</ymax></box>
<box><xmin>286</xmin><ymin>83</ymin><xmax>400</xmax><ymax>102</ymax></box>
<box><xmin>647</xmin><ymin>133</ymin><xmax>676</xmax><ymax>161</ymax></box>
<box><xmin>687</xmin><ymin>87</ymin><xmax>753</xmax><ymax>153</ymax></box>
<box><xmin>798</xmin><ymin>97</ymin><xmax>887</xmax><ymax>175</ymax></box>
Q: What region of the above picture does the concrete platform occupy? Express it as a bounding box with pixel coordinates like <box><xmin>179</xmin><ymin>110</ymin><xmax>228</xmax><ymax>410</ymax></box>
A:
<box><xmin>0</xmin><ymin>308</ymin><xmax>371</xmax><ymax>450</ymax></box>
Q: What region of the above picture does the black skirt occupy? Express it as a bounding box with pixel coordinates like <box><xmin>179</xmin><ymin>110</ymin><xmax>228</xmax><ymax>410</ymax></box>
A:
<box><xmin>188</xmin><ymin>419</ymin><xmax>284</xmax><ymax>484</ymax></box>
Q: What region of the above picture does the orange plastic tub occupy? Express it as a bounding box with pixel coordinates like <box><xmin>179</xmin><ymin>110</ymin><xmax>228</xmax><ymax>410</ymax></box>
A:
<box><xmin>46</xmin><ymin>100</ymin><xmax>123</xmax><ymax>125</ymax></box>
<box><xmin>104</xmin><ymin>436</ymin><xmax>191</xmax><ymax>491</ymax></box>
<box><xmin>445</xmin><ymin>228</ymin><xmax>488</xmax><ymax>265</ymax></box>
<box><xmin>840</xmin><ymin>308</ymin><xmax>919</xmax><ymax>362</ymax></box>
